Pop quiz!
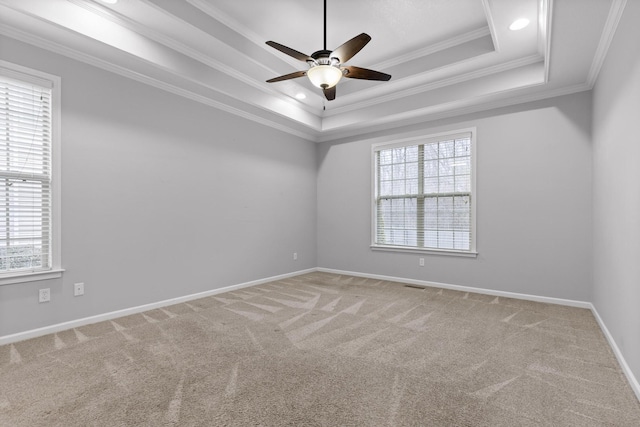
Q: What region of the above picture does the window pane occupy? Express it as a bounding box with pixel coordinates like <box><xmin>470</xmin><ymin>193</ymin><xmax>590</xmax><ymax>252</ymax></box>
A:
<box><xmin>379</xmin><ymin>150</ymin><xmax>392</xmax><ymax>165</ymax></box>
<box><xmin>438</xmin><ymin>197</ymin><xmax>453</xmax><ymax>229</ymax></box>
<box><xmin>392</xmin><ymin>180</ymin><xmax>405</xmax><ymax>196</ymax></box>
<box><xmin>438</xmin><ymin>231</ymin><xmax>454</xmax><ymax>249</ymax></box>
<box><xmin>392</xmin><ymin>164</ymin><xmax>405</xmax><ymax>180</ymax></box>
<box><xmin>453</xmin><ymin>196</ymin><xmax>470</xmax><ymax>231</ymax></box>
<box><xmin>405</xmin><ymin>230</ymin><xmax>417</xmax><ymax>247</ymax></box>
<box><xmin>390</xmin><ymin>229</ymin><xmax>402</xmax><ymax>245</ymax></box>
<box><xmin>406</xmin><ymin>145</ymin><xmax>419</xmax><ymax>162</ymax></box>
<box><xmin>380</xmin><ymin>180</ymin><xmax>392</xmax><ymax>196</ymax></box>
<box><xmin>439</xmin><ymin>140</ymin><xmax>454</xmax><ymax>158</ymax></box>
<box><xmin>392</xmin><ymin>147</ymin><xmax>405</xmax><ymax>163</ymax></box>
<box><xmin>439</xmin><ymin>158</ymin><xmax>453</xmax><ymax>177</ymax></box>
<box><xmin>424</xmin><ymin>143</ymin><xmax>438</xmax><ymax>160</ymax></box>
<box><xmin>424</xmin><ymin>230</ymin><xmax>438</xmax><ymax>248</ymax></box>
<box><xmin>455</xmin><ymin>138</ymin><xmax>470</xmax><ymax>157</ymax></box>
<box><xmin>424</xmin><ymin>197</ymin><xmax>438</xmax><ymax>229</ymax></box>
<box><xmin>378</xmin><ymin>198</ymin><xmax>391</xmax><ymax>218</ymax></box>
<box><xmin>406</xmin><ymin>178</ymin><xmax>418</xmax><ymax>194</ymax></box>
<box><xmin>454</xmin><ymin>231</ymin><xmax>470</xmax><ymax>250</ymax></box>
<box><xmin>454</xmin><ymin>161</ymin><xmax>470</xmax><ymax>176</ymax></box>
<box><xmin>439</xmin><ymin>175</ymin><xmax>454</xmax><ymax>193</ymax></box>
<box><xmin>406</xmin><ymin>162</ymin><xmax>418</xmax><ymax>179</ymax></box>
<box><xmin>380</xmin><ymin>165</ymin><xmax>392</xmax><ymax>181</ymax></box>
<box><xmin>377</xmin><ymin>199</ymin><xmax>391</xmax><ymax>244</ymax></box>
<box><xmin>405</xmin><ymin>198</ymin><xmax>417</xmax><ymax>229</ymax></box>
<box><xmin>390</xmin><ymin>199</ymin><xmax>404</xmax><ymax>229</ymax></box>
<box><xmin>455</xmin><ymin>174</ymin><xmax>470</xmax><ymax>192</ymax></box>
<box><xmin>424</xmin><ymin>177</ymin><xmax>438</xmax><ymax>193</ymax></box>
<box><xmin>424</xmin><ymin>160</ymin><xmax>438</xmax><ymax>178</ymax></box>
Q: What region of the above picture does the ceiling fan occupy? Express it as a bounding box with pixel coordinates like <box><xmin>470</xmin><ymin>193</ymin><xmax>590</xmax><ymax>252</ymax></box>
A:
<box><xmin>265</xmin><ymin>0</ymin><xmax>391</xmax><ymax>101</ymax></box>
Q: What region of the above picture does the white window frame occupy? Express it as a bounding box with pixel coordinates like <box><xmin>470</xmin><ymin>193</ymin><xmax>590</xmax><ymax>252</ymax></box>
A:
<box><xmin>0</xmin><ymin>61</ymin><xmax>63</xmax><ymax>285</ymax></box>
<box><xmin>371</xmin><ymin>128</ymin><xmax>477</xmax><ymax>257</ymax></box>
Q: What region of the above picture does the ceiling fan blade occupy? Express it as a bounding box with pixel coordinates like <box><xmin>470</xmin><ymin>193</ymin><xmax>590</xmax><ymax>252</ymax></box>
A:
<box><xmin>323</xmin><ymin>86</ymin><xmax>336</xmax><ymax>101</ymax></box>
<box><xmin>266</xmin><ymin>41</ymin><xmax>313</xmax><ymax>62</ymax></box>
<box><xmin>343</xmin><ymin>66</ymin><xmax>391</xmax><ymax>81</ymax></box>
<box><xmin>266</xmin><ymin>71</ymin><xmax>307</xmax><ymax>83</ymax></box>
<box><xmin>331</xmin><ymin>33</ymin><xmax>371</xmax><ymax>63</ymax></box>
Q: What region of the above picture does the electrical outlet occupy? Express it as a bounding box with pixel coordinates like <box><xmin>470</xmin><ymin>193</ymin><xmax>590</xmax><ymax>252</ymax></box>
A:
<box><xmin>39</xmin><ymin>288</ymin><xmax>50</xmax><ymax>303</ymax></box>
<box><xmin>419</xmin><ymin>258</ymin><xmax>425</xmax><ymax>267</ymax></box>
<box><xmin>293</xmin><ymin>252</ymin><xmax>298</xmax><ymax>261</ymax></box>
<box><xmin>74</xmin><ymin>282</ymin><xmax>85</xmax><ymax>296</ymax></box>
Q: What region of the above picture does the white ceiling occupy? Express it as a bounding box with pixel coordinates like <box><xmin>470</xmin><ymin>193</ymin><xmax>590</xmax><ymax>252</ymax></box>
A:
<box><xmin>0</xmin><ymin>0</ymin><xmax>624</xmax><ymax>142</ymax></box>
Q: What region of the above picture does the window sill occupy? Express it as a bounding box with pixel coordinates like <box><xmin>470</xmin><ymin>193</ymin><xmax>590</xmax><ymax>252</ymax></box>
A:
<box><xmin>370</xmin><ymin>245</ymin><xmax>478</xmax><ymax>258</ymax></box>
<box><xmin>0</xmin><ymin>268</ymin><xmax>65</xmax><ymax>286</ymax></box>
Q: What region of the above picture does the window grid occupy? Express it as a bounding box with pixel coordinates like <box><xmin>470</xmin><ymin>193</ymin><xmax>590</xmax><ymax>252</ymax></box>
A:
<box><xmin>375</xmin><ymin>134</ymin><xmax>473</xmax><ymax>251</ymax></box>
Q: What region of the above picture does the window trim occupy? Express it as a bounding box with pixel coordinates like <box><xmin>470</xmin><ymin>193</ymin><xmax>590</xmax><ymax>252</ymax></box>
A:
<box><xmin>0</xmin><ymin>61</ymin><xmax>63</xmax><ymax>285</ymax></box>
<box><xmin>370</xmin><ymin>128</ymin><xmax>477</xmax><ymax>257</ymax></box>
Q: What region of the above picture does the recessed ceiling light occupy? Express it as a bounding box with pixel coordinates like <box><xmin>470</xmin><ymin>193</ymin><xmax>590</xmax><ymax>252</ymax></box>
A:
<box><xmin>295</xmin><ymin>93</ymin><xmax>306</xmax><ymax>100</ymax></box>
<box><xmin>509</xmin><ymin>18</ymin><xmax>530</xmax><ymax>31</ymax></box>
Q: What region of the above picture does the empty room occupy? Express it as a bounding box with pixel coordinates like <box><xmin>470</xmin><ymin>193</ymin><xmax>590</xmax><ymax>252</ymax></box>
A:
<box><xmin>1</xmin><ymin>0</ymin><xmax>639</xmax><ymax>425</ymax></box>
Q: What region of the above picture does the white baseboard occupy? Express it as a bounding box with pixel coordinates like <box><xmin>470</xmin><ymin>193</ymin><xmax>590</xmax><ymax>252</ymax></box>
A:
<box><xmin>4</xmin><ymin>266</ymin><xmax>638</xmax><ymax>404</ymax></box>
<box><xmin>316</xmin><ymin>267</ymin><xmax>592</xmax><ymax>308</ymax></box>
<box><xmin>317</xmin><ymin>267</ymin><xmax>639</xmax><ymax>403</ymax></box>
<box><xmin>0</xmin><ymin>268</ymin><xmax>316</xmax><ymax>346</ymax></box>
<box><xmin>590</xmin><ymin>304</ymin><xmax>640</xmax><ymax>402</ymax></box>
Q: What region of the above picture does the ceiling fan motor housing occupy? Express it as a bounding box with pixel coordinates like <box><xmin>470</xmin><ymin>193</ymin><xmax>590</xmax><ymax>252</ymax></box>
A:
<box><xmin>309</xmin><ymin>50</ymin><xmax>340</xmax><ymax>66</ymax></box>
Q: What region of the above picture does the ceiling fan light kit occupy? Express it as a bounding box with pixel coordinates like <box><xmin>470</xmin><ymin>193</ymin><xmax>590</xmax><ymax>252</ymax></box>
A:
<box><xmin>265</xmin><ymin>0</ymin><xmax>391</xmax><ymax>101</ymax></box>
<box><xmin>307</xmin><ymin>65</ymin><xmax>342</xmax><ymax>89</ymax></box>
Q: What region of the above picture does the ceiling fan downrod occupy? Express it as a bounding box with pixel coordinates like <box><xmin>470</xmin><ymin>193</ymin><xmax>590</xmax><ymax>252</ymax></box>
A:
<box><xmin>323</xmin><ymin>0</ymin><xmax>327</xmax><ymax>51</ymax></box>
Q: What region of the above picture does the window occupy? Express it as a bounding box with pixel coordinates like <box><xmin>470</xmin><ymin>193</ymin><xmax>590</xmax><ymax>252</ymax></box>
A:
<box><xmin>0</xmin><ymin>61</ymin><xmax>62</xmax><ymax>284</ymax></box>
<box><xmin>372</xmin><ymin>129</ymin><xmax>476</xmax><ymax>256</ymax></box>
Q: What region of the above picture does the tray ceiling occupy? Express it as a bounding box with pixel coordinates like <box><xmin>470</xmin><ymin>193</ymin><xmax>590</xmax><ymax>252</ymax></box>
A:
<box><xmin>0</xmin><ymin>0</ymin><xmax>625</xmax><ymax>141</ymax></box>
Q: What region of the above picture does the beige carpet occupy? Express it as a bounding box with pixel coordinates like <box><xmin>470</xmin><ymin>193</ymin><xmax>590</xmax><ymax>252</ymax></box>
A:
<box><xmin>1</xmin><ymin>272</ymin><xmax>639</xmax><ymax>426</ymax></box>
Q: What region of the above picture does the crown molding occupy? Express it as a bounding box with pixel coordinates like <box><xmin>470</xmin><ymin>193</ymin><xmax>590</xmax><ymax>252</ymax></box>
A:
<box><xmin>0</xmin><ymin>21</ymin><xmax>563</xmax><ymax>145</ymax></box>
<box><xmin>184</xmin><ymin>0</ymin><xmax>312</xmax><ymax>94</ymax></box>
<box><xmin>0</xmin><ymin>25</ymin><xmax>320</xmax><ymax>142</ymax></box>
<box><xmin>370</xmin><ymin>27</ymin><xmax>492</xmax><ymax>70</ymax></box>
<box><xmin>480</xmin><ymin>0</ymin><xmax>500</xmax><ymax>52</ymax></box>
<box><xmin>317</xmin><ymin>82</ymin><xmax>592</xmax><ymax>143</ymax></box>
<box><xmin>188</xmin><ymin>0</ymin><xmax>493</xmax><ymax>76</ymax></box>
<box><xmin>67</xmin><ymin>0</ymin><xmax>322</xmax><ymax>118</ymax></box>
<box><xmin>541</xmin><ymin>0</ymin><xmax>553</xmax><ymax>82</ymax></box>
<box><xmin>0</xmin><ymin>20</ymin><xmax>594</xmax><ymax>146</ymax></box>
<box><xmin>326</xmin><ymin>53</ymin><xmax>543</xmax><ymax>117</ymax></box>
<box><xmin>185</xmin><ymin>0</ymin><xmax>265</xmax><ymax>49</ymax></box>
<box><xmin>69</xmin><ymin>0</ymin><xmax>257</xmax><ymax>87</ymax></box>
<box><xmin>586</xmin><ymin>0</ymin><xmax>627</xmax><ymax>87</ymax></box>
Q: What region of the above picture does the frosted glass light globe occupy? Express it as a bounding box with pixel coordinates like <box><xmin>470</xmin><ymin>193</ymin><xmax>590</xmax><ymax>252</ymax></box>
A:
<box><xmin>307</xmin><ymin>65</ymin><xmax>342</xmax><ymax>89</ymax></box>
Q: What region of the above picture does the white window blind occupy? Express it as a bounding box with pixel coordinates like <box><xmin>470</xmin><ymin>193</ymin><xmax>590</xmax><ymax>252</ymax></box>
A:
<box><xmin>0</xmin><ymin>75</ymin><xmax>52</xmax><ymax>273</ymax></box>
<box><xmin>373</xmin><ymin>131</ymin><xmax>475</xmax><ymax>253</ymax></box>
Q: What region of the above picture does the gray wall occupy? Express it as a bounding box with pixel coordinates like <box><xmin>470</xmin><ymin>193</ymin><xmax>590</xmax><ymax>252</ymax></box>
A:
<box><xmin>592</xmin><ymin>0</ymin><xmax>640</xmax><ymax>382</ymax></box>
<box><xmin>317</xmin><ymin>92</ymin><xmax>593</xmax><ymax>301</ymax></box>
<box><xmin>0</xmin><ymin>38</ymin><xmax>317</xmax><ymax>337</ymax></box>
